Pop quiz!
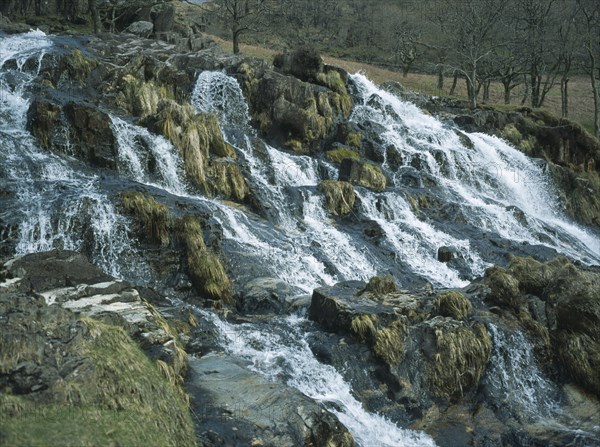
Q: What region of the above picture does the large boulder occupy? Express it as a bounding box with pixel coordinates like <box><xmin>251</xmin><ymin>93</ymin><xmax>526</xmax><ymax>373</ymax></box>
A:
<box><xmin>63</xmin><ymin>102</ymin><xmax>117</xmax><ymax>168</ymax></box>
<box><xmin>186</xmin><ymin>354</ymin><xmax>354</xmax><ymax>447</ymax></box>
<box><xmin>237</xmin><ymin>277</ymin><xmax>300</xmax><ymax>315</ymax></box>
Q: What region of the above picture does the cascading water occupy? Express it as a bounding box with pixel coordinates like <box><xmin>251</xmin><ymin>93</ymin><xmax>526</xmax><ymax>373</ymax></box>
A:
<box><xmin>349</xmin><ymin>73</ymin><xmax>600</xmax><ymax>265</ymax></box>
<box><xmin>0</xmin><ymin>31</ymin><xmax>138</xmax><ymax>278</ymax></box>
<box><xmin>198</xmin><ymin>309</ymin><xmax>437</xmax><ymax>447</ymax></box>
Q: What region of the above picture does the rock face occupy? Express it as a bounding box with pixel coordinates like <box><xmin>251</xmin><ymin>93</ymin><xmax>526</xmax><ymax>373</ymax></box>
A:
<box><xmin>236</xmin><ymin>277</ymin><xmax>300</xmax><ymax>314</ymax></box>
<box><xmin>186</xmin><ymin>354</ymin><xmax>354</xmax><ymax>447</ymax></box>
<box><xmin>0</xmin><ymin>251</ymin><xmax>196</xmax><ymax>447</ymax></box>
<box><xmin>484</xmin><ymin>256</ymin><xmax>600</xmax><ymax>398</ymax></box>
<box><xmin>63</xmin><ymin>102</ymin><xmax>118</xmax><ymax>168</ymax></box>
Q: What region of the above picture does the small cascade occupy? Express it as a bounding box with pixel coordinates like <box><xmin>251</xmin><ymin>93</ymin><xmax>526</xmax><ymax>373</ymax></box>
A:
<box><xmin>485</xmin><ymin>325</ymin><xmax>562</xmax><ymax>421</ymax></box>
<box><xmin>110</xmin><ymin>116</ymin><xmax>187</xmax><ymax>195</ymax></box>
<box><xmin>350</xmin><ymin>73</ymin><xmax>600</xmax><ymax>265</ymax></box>
<box><xmin>0</xmin><ymin>31</ymin><xmax>138</xmax><ymax>279</ymax></box>
<box><xmin>199</xmin><ymin>310</ymin><xmax>438</xmax><ymax>447</ymax></box>
<box><xmin>357</xmin><ymin>190</ymin><xmax>485</xmax><ymax>287</ymax></box>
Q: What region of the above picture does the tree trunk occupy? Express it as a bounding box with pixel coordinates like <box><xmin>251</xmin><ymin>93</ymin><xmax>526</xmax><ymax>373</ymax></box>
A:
<box><xmin>437</xmin><ymin>66</ymin><xmax>444</xmax><ymax>90</ymax></box>
<box><xmin>88</xmin><ymin>0</ymin><xmax>99</xmax><ymax>34</ymax></box>
<box><xmin>483</xmin><ymin>80</ymin><xmax>491</xmax><ymax>103</ymax></box>
<box><xmin>591</xmin><ymin>65</ymin><xmax>600</xmax><ymax>139</ymax></box>
<box><xmin>502</xmin><ymin>79</ymin><xmax>511</xmax><ymax>104</ymax></box>
<box><xmin>521</xmin><ymin>75</ymin><xmax>529</xmax><ymax>106</ymax></box>
<box><xmin>561</xmin><ymin>77</ymin><xmax>569</xmax><ymax>118</ymax></box>
<box><xmin>232</xmin><ymin>24</ymin><xmax>240</xmax><ymax>54</ymax></box>
<box><xmin>449</xmin><ymin>71</ymin><xmax>458</xmax><ymax>96</ymax></box>
<box><xmin>402</xmin><ymin>65</ymin><xmax>410</xmax><ymax>78</ymax></box>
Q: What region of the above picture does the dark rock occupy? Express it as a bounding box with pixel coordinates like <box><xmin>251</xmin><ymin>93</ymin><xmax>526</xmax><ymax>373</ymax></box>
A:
<box><xmin>236</xmin><ymin>277</ymin><xmax>300</xmax><ymax>314</ymax></box>
<box><xmin>63</xmin><ymin>102</ymin><xmax>117</xmax><ymax>168</ymax></box>
<box><xmin>151</xmin><ymin>3</ymin><xmax>175</xmax><ymax>34</ymax></box>
<box><xmin>186</xmin><ymin>354</ymin><xmax>354</xmax><ymax>447</ymax></box>
<box><xmin>437</xmin><ymin>246</ymin><xmax>454</xmax><ymax>263</ymax></box>
<box><xmin>26</xmin><ymin>100</ymin><xmax>62</xmax><ymax>151</ymax></box>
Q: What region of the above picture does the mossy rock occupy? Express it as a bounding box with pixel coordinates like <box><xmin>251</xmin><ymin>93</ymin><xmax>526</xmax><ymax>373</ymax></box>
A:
<box><xmin>350</xmin><ymin>314</ymin><xmax>378</xmax><ymax>341</ymax></box>
<box><xmin>316</xmin><ymin>70</ymin><xmax>348</xmax><ymax>95</ymax></box>
<box><xmin>175</xmin><ymin>216</ymin><xmax>232</xmax><ymax>303</ymax></box>
<box><xmin>500</xmin><ymin>124</ymin><xmax>522</xmax><ymax>146</ymax></box>
<box><xmin>64</xmin><ymin>49</ymin><xmax>97</xmax><ymax>83</ymax></box>
<box><xmin>318</xmin><ymin>180</ymin><xmax>355</xmax><ymax>215</ymax></box>
<box><xmin>425</xmin><ymin>319</ymin><xmax>492</xmax><ymax>400</ymax></box>
<box><xmin>432</xmin><ymin>291</ymin><xmax>472</xmax><ymax>320</ymax></box>
<box><xmin>345</xmin><ymin>131</ymin><xmax>362</xmax><ymax>148</ymax></box>
<box><xmin>339</xmin><ymin>159</ymin><xmax>387</xmax><ymax>192</ymax></box>
<box><xmin>147</xmin><ymin>100</ymin><xmax>234</xmax><ymax>190</ymax></box>
<box><xmin>555</xmin><ymin>331</ymin><xmax>600</xmax><ymax>398</ymax></box>
<box><xmin>484</xmin><ymin>266</ymin><xmax>521</xmax><ymax>308</ymax></box>
<box><xmin>326</xmin><ymin>147</ymin><xmax>360</xmax><ymax>164</ymax></box>
<box><xmin>121</xmin><ymin>192</ymin><xmax>170</xmax><ymax>246</ymax></box>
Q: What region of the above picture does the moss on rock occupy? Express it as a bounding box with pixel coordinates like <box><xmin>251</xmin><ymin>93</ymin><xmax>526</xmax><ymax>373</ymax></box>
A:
<box><xmin>426</xmin><ymin>320</ymin><xmax>492</xmax><ymax>400</ymax></box>
<box><xmin>326</xmin><ymin>147</ymin><xmax>360</xmax><ymax>164</ymax></box>
<box><xmin>318</xmin><ymin>180</ymin><xmax>356</xmax><ymax>215</ymax></box>
<box><xmin>432</xmin><ymin>291</ymin><xmax>472</xmax><ymax>321</ymax></box>
<box><xmin>175</xmin><ymin>216</ymin><xmax>232</xmax><ymax>303</ymax></box>
<box><xmin>363</xmin><ymin>274</ymin><xmax>399</xmax><ymax>296</ymax></box>
<box><xmin>121</xmin><ymin>192</ymin><xmax>170</xmax><ymax>246</ymax></box>
<box><xmin>350</xmin><ymin>314</ymin><xmax>378</xmax><ymax>341</ymax></box>
<box><xmin>555</xmin><ymin>331</ymin><xmax>600</xmax><ymax>397</ymax></box>
<box><xmin>484</xmin><ymin>266</ymin><xmax>521</xmax><ymax>308</ymax></box>
<box><xmin>374</xmin><ymin>319</ymin><xmax>408</xmax><ymax>366</ymax></box>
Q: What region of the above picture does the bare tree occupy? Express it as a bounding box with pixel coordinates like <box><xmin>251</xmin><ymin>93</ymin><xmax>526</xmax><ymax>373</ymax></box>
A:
<box><xmin>577</xmin><ymin>0</ymin><xmax>600</xmax><ymax>138</ymax></box>
<box><xmin>209</xmin><ymin>0</ymin><xmax>275</xmax><ymax>54</ymax></box>
<box><xmin>446</xmin><ymin>0</ymin><xmax>507</xmax><ymax>108</ymax></box>
<box><xmin>392</xmin><ymin>25</ymin><xmax>421</xmax><ymax>78</ymax></box>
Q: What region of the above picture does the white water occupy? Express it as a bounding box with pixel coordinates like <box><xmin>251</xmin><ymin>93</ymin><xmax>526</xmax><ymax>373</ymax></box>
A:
<box><xmin>199</xmin><ymin>310</ymin><xmax>437</xmax><ymax>447</ymax></box>
<box><xmin>0</xmin><ymin>31</ymin><xmax>136</xmax><ymax>278</ymax></box>
<box><xmin>485</xmin><ymin>325</ymin><xmax>561</xmax><ymax>420</ymax></box>
<box><xmin>350</xmin><ymin>73</ymin><xmax>600</xmax><ymax>265</ymax></box>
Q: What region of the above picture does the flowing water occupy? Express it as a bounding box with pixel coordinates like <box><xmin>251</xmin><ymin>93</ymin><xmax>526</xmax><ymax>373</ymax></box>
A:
<box><xmin>3</xmin><ymin>31</ymin><xmax>600</xmax><ymax>446</ymax></box>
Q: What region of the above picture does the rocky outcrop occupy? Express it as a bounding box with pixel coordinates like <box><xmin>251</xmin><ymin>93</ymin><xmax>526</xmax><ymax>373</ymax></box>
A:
<box><xmin>125</xmin><ymin>21</ymin><xmax>154</xmax><ymax>38</ymax></box>
<box><xmin>26</xmin><ymin>99</ymin><xmax>62</xmax><ymax>150</ymax></box>
<box><xmin>236</xmin><ymin>277</ymin><xmax>301</xmax><ymax>315</ymax></box>
<box><xmin>484</xmin><ymin>256</ymin><xmax>600</xmax><ymax>398</ymax></box>
<box><xmin>187</xmin><ymin>354</ymin><xmax>354</xmax><ymax>447</ymax></box>
<box><xmin>0</xmin><ymin>251</ymin><xmax>196</xmax><ymax>447</ymax></box>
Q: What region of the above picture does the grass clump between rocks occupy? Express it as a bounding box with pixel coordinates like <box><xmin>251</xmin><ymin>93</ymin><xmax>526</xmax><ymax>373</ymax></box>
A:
<box><xmin>374</xmin><ymin>319</ymin><xmax>408</xmax><ymax>366</ymax></box>
<box><xmin>175</xmin><ymin>216</ymin><xmax>232</xmax><ymax>303</ymax></box>
<box><xmin>121</xmin><ymin>192</ymin><xmax>170</xmax><ymax>246</ymax></box>
<box><xmin>363</xmin><ymin>274</ymin><xmax>398</xmax><ymax>296</ymax></box>
<box><xmin>351</xmin><ymin>314</ymin><xmax>378</xmax><ymax>340</ymax></box>
<box><xmin>318</xmin><ymin>180</ymin><xmax>355</xmax><ymax>215</ymax></box>
<box><xmin>326</xmin><ymin>147</ymin><xmax>360</xmax><ymax>164</ymax></box>
<box><xmin>432</xmin><ymin>291</ymin><xmax>472</xmax><ymax>320</ymax></box>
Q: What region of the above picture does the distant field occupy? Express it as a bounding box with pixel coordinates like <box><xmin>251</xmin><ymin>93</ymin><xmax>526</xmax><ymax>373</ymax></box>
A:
<box><xmin>206</xmin><ymin>33</ymin><xmax>595</xmax><ymax>134</ymax></box>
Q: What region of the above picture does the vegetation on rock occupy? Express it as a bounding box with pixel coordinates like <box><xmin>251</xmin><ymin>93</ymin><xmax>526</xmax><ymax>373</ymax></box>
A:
<box><xmin>432</xmin><ymin>291</ymin><xmax>472</xmax><ymax>321</ymax></box>
<box><xmin>318</xmin><ymin>180</ymin><xmax>356</xmax><ymax>215</ymax></box>
<box><xmin>121</xmin><ymin>192</ymin><xmax>170</xmax><ymax>246</ymax></box>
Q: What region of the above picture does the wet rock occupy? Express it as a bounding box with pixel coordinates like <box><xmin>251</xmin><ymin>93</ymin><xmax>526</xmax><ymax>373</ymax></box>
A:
<box><xmin>237</xmin><ymin>277</ymin><xmax>300</xmax><ymax>315</ymax></box>
<box><xmin>125</xmin><ymin>21</ymin><xmax>154</xmax><ymax>38</ymax></box>
<box><xmin>26</xmin><ymin>99</ymin><xmax>62</xmax><ymax>151</ymax></box>
<box><xmin>63</xmin><ymin>102</ymin><xmax>117</xmax><ymax>169</ymax></box>
<box><xmin>437</xmin><ymin>246</ymin><xmax>454</xmax><ymax>263</ymax></box>
<box><xmin>186</xmin><ymin>354</ymin><xmax>354</xmax><ymax>447</ymax></box>
<box><xmin>339</xmin><ymin>159</ymin><xmax>387</xmax><ymax>192</ymax></box>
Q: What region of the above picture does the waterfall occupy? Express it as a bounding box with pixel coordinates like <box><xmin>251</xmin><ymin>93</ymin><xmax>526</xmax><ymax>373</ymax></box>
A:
<box><xmin>350</xmin><ymin>73</ymin><xmax>600</xmax><ymax>265</ymax></box>
<box><xmin>485</xmin><ymin>325</ymin><xmax>562</xmax><ymax>420</ymax></box>
<box><xmin>0</xmin><ymin>31</ymin><xmax>137</xmax><ymax>278</ymax></box>
<box><xmin>198</xmin><ymin>309</ymin><xmax>437</xmax><ymax>447</ymax></box>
